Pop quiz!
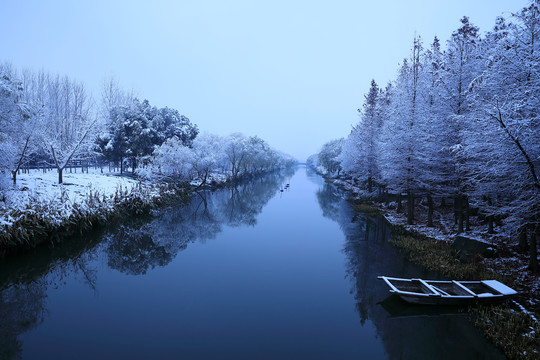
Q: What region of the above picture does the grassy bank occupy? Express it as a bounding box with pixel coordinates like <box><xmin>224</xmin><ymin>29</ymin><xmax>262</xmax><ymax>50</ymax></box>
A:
<box><xmin>348</xmin><ymin>199</ymin><xmax>384</xmax><ymax>217</ymax></box>
<box><xmin>388</xmin><ymin>229</ymin><xmax>497</xmax><ymax>281</ymax></box>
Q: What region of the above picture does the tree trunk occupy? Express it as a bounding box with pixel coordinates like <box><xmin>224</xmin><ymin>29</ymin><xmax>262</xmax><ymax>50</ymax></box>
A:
<box><xmin>518</xmin><ymin>225</ymin><xmax>528</xmax><ymax>251</ymax></box>
<box><xmin>488</xmin><ymin>215</ymin><xmax>494</xmax><ymax>234</ymax></box>
<box><xmin>407</xmin><ymin>190</ymin><xmax>414</xmax><ymax>225</ymax></box>
<box><xmin>529</xmin><ymin>224</ymin><xmax>538</xmax><ymax>274</ymax></box>
<box><xmin>12</xmin><ymin>171</ymin><xmax>17</xmax><ymax>186</ymax></box>
<box><xmin>427</xmin><ymin>194</ymin><xmax>433</xmax><ymax>227</ymax></box>
<box><xmin>58</xmin><ymin>168</ymin><xmax>63</xmax><ymax>184</ymax></box>
<box><xmin>456</xmin><ymin>195</ymin><xmax>464</xmax><ymax>234</ymax></box>
<box><xmin>454</xmin><ymin>196</ymin><xmax>459</xmax><ymax>225</ymax></box>
<box><xmin>397</xmin><ymin>193</ymin><xmax>402</xmax><ymax>213</ymax></box>
<box><xmin>465</xmin><ymin>196</ymin><xmax>471</xmax><ymax>232</ymax></box>
<box><xmin>365</xmin><ymin>220</ymin><xmax>370</xmax><ymax>242</ymax></box>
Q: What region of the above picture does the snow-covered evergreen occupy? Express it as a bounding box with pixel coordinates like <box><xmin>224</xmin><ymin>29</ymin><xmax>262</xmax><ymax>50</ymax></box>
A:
<box><xmin>341</xmin><ymin>80</ymin><xmax>381</xmax><ymax>191</ymax></box>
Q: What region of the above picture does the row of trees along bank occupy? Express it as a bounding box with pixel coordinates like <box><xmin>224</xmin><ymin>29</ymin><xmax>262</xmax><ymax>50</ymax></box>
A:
<box><xmin>311</xmin><ymin>1</ymin><xmax>540</xmax><ymax>273</ymax></box>
<box><xmin>0</xmin><ymin>65</ymin><xmax>295</xmax><ymax>192</ymax></box>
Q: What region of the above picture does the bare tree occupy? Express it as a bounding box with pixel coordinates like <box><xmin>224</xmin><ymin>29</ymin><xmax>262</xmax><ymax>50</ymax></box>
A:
<box><xmin>33</xmin><ymin>72</ymin><xmax>97</xmax><ymax>184</ymax></box>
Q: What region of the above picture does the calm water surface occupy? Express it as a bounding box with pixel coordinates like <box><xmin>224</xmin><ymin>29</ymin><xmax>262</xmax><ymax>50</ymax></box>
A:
<box><xmin>0</xmin><ymin>167</ymin><xmax>505</xmax><ymax>359</ymax></box>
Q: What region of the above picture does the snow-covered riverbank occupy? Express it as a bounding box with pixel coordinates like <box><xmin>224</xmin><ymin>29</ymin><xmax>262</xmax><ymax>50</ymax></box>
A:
<box><xmin>0</xmin><ymin>169</ymin><xmax>194</xmax><ymax>256</ymax></box>
<box><xmin>1</xmin><ymin>170</ymin><xmax>144</xmax><ymax>226</ymax></box>
<box><xmin>0</xmin><ymin>167</ymin><xmax>283</xmax><ymax>256</ymax></box>
<box><xmin>2</xmin><ymin>170</ymin><xmax>138</xmax><ymax>223</ymax></box>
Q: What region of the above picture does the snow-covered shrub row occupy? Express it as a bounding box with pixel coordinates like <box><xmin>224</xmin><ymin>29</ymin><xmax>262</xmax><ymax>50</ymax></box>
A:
<box><xmin>315</xmin><ymin>3</ymin><xmax>540</xmax><ymax>258</ymax></box>
<box><xmin>138</xmin><ymin>132</ymin><xmax>296</xmax><ymax>184</ymax></box>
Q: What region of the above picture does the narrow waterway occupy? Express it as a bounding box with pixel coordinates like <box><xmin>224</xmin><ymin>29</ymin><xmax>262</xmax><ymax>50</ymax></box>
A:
<box><xmin>0</xmin><ymin>166</ymin><xmax>505</xmax><ymax>359</ymax></box>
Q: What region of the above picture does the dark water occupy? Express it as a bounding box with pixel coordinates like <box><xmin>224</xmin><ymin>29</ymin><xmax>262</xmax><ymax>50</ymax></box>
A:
<box><xmin>0</xmin><ymin>167</ymin><xmax>505</xmax><ymax>360</ymax></box>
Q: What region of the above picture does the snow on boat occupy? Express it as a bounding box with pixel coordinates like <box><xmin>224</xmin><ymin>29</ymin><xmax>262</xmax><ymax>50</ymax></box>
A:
<box><xmin>378</xmin><ymin>276</ymin><xmax>518</xmax><ymax>305</ymax></box>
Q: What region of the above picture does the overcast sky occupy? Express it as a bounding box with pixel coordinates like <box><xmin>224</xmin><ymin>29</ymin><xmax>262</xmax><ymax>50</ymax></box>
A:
<box><xmin>1</xmin><ymin>0</ymin><xmax>529</xmax><ymax>160</ymax></box>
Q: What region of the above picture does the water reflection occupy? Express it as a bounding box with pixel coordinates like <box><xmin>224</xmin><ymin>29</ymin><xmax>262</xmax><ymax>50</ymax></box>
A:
<box><xmin>106</xmin><ymin>226</ymin><xmax>175</xmax><ymax>275</ymax></box>
<box><xmin>0</xmin><ymin>169</ymin><xmax>293</xmax><ymax>359</ymax></box>
<box><xmin>106</xmin><ymin>170</ymin><xmax>294</xmax><ymax>275</ymax></box>
<box><xmin>0</xmin><ymin>282</ymin><xmax>46</xmax><ymax>359</ymax></box>
<box><xmin>315</xmin><ymin>181</ymin><xmax>506</xmax><ymax>360</ymax></box>
<box><xmin>0</xmin><ymin>167</ymin><xmax>505</xmax><ymax>360</ymax></box>
<box><xmin>0</xmin><ymin>232</ymin><xmax>101</xmax><ymax>359</ymax></box>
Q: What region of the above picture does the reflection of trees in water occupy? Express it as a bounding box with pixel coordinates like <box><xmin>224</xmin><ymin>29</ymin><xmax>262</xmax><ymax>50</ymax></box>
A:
<box><xmin>0</xmin><ymin>282</ymin><xmax>46</xmax><ymax>360</ymax></box>
<box><xmin>0</xmin><ymin>234</ymin><xmax>101</xmax><ymax>360</ymax></box>
<box><xmin>316</xmin><ymin>182</ymin><xmax>506</xmax><ymax>360</ymax></box>
<box><xmin>316</xmin><ymin>183</ymin><xmax>344</xmax><ymax>222</ymax></box>
<box><xmin>106</xmin><ymin>170</ymin><xmax>293</xmax><ymax>276</ymax></box>
<box><xmin>317</xmin><ymin>183</ymin><xmax>399</xmax><ymax>323</ymax></box>
<box><xmin>106</xmin><ymin>227</ymin><xmax>175</xmax><ymax>275</ymax></box>
<box><xmin>0</xmin><ymin>170</ymin><xmax>294</xmax><ymax>359</ymax></box>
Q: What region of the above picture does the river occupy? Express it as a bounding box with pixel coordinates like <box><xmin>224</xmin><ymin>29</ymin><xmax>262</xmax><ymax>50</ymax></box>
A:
<box><xmin>0</xmin><ymin>166</ymin><xmax>505</xmax><ymax>359</ymax></box>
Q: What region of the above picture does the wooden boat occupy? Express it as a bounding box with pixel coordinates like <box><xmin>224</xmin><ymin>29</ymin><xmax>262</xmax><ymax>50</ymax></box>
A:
<box><xmin>378</xmin><ymin>276</ymin><xmax>518</xmax><ymax>305</ymax></box>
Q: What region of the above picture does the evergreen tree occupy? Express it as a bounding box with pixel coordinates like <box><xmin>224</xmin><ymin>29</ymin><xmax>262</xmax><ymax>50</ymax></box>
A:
<box><xmin>441</xmin><ymin>16</ymin><xmax>482</xmax><ymax>232</ymax></box>
<box><xmin>466</xmin><ymin>1</ymin><xmax>540</xmax><ymax>270</ymax></box>
<box><xmin>341</xmin><ymin>80</ymin><xmax>381</xmax><ymax>191</ymax></box>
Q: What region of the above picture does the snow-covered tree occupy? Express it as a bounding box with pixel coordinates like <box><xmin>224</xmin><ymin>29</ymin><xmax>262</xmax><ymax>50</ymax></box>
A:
<box><xmin>223</xmin><ymin>133</ymin><xmax>249</xmax><ymax>179</ymax></box>
<box><xmin>25</xmin><ymin>72</ymin><xmax>97</xmax><ymax>184</ymax></box>
<box><xmin>341</xmin><ymin>80</ymin><xmax>382</xmax><ymax>192</ymax></box>
<box><xmin>0</xmin><ymin>64</ymin><xmax>36</xmax><ymax>186</ymax></box>
<box><xmin>100</xmin><ymin>77</ymin><xmax>134</xmax><ymax>122</ymax></box>
<box><xmin>98</xmin><ymin>98</ymin><xmax>198</xmax><ymax>173</ymax></box>
<box><xmin>415</xmin><ymin>37</ymin><xmax>456</xmax><ymax>226</ymax></box>
<box><xmin>152</xmin><ymin>107</ymin><xmax>198</xmax><ymax>148</ymax></box>
<box><xmin>143</xmin><ymin>131</ymin><xmax>293</xmax><ymax>183</ymax></box>
<box><xmin>441</xmin><ymin>16</ymin><xmax>482</xmax><ymax>232</ymax></box>
<box><xmin>190</xmin><ymin>133</ymin><xmax>227</xmax><ymax>185</ymax></box>
<box><xmin>318</xmin><ymin>138</ymin><xmax>344</xmax><ymax>177</ymax></box>
<box><xmin>151</xmin><ymin>136</ymin><xmax>194</xmax><ymax>180</ymax></box>
<box><xmin>466</xmin><ymin>1</ymin><xmax>540</xmax><ymax>270</ymax></box>
<box><xmin>378</xmin><ymin>37</ymin><xmax>425</xmax><ymax>224</ymax></box>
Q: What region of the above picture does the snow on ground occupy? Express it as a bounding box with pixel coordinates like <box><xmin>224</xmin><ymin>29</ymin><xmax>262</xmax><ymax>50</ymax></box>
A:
<box><xmin>0</xmin><ymin>169</ymin><xmax>141</xmax><ymax>226</ymax></box>
<box><xmin>10</xmin><ymin>169</ymin><xmax>138</xmax><ymax>202</ymax></box>
<box><xmin>1</xmin><ymin>168</ymin><xmax>230</xmax><ymax>228</ymax></box>
<box><xmin>8</xmin><ymin>169</ymin><xmax>139</xmax><ymax>205</ymax></box>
